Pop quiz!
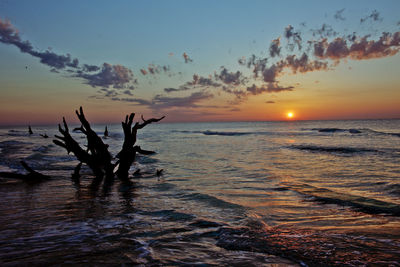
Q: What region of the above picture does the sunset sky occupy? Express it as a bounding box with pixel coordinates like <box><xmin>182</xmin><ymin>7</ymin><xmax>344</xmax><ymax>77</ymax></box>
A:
<box><xmin>0</xmin><ymin>0</ymin><xmax>399</xmax><ymax>125</ymax></box>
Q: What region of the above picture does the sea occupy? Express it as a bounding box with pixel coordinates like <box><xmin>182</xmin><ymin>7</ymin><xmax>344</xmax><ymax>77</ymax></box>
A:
<box><xmin>0</xmin><ymin>119</ymin><xmax>399</xmax><ymax>266</ymax></box>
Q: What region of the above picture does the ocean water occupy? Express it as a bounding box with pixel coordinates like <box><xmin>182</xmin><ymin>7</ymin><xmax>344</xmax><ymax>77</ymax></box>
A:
<box><xmin>0</xmin><ymin>119</ymin><xmax>399</xmax><ymax>266</ymax></box>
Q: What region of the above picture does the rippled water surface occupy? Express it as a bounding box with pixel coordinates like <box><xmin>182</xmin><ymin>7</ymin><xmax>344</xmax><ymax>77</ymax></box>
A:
<box><xmin>0</xmin><ymin>119</ymin><xmax>400</xmax><ymax>266</ymax></box>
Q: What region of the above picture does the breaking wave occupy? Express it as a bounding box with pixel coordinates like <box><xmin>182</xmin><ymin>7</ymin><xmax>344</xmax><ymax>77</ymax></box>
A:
<box><xmin>287</xmin><ymin>183</ymin><xmax>400</xmax><ymax>216</ymax></box>
<box><xmin>289</xmin><ymin>144</ymin><xmax>379</xmax><ymax>154</ymax></box>
<box><xmin>308</xmin><ymin>127</ymin><xmax>400</xmax><ymax>137</ymax></box>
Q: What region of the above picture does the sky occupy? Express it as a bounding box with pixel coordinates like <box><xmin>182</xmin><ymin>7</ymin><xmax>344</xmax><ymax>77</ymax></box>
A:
<box><xmin>0</xmin><ymin>0</ymin><xmax>399</xmax><ymax>125</ymax></box>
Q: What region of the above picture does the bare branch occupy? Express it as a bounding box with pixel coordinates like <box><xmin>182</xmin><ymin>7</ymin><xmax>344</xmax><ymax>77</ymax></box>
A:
<box><xmin>135</xmin><ymin>146</ymin><xmax>156</xmax><ymax>155</ymax></box>
<box><xmin>137</xmin><ymin>115</ymin><xmax>165</xmax><ymax>129</ymax></box>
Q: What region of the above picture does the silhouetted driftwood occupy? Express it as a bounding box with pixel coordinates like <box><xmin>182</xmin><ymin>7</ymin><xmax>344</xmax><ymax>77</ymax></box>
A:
<box><xmin>156</xmin><ymin>169</ymin><xmax>164</xmax><ymax>177</ymax></box>
<box><xmin>71</xmin><ymin>162</ymin><xmax>82</xmax><ymax>184</ymax></box>
<box><xmin>115</xmin><ymin>114</ymin><xmax>165</xmax><ymax>179</ymax></box>
<box><xmin>0</xmin><ymin>161</ymin><xmax>50</xmax><ymax>182</ymax></box>
<box><xmin>54</xmin><ymin>107</ymin><xmax>114</xmax><ymax>179</ymax></box>
<box><xmin>53</xmin><ymin>107</ymin><xmax>164</xmax><ymax>183</ymax></box>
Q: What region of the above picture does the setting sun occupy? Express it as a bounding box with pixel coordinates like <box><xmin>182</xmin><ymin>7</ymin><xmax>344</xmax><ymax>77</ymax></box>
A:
<box><xmin>287</xmin><ymin>112</ymin><xmax>294</xmax><ymax>119</ymax></box>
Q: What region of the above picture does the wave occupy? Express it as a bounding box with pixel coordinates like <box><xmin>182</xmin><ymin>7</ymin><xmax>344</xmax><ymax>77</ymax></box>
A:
<box><xmin>308</xmin><ymin>127</ymin><xmax>400</xmax><ymax>137</ymax></box>
<box><xmin>0</xmin><ymin>140</ymin><xmax>30</xmax><ymax>147</ymax></box>
<box><xmin>173</xmin><ymin>130</ymin><xmax>252</xmax><ymax>136</ymax></box>
<box><xmin>202</xmin><ymin>130</ymin><xmax>251</xmax><ymax>136</ymax></box>
<box><xmin>386</xmin><ymin>183</ymin><xmax>400</xmax><ymax>197</ymax></box>
<box><xmin>174</xmin><ymin>127</ymin><xmax>400</xmax><ymax>138</ymax></box>
<box><xmin>138</xmin><ymin>209</ymin><xmax>196</xmax><ymax>222</ymax></box>
<box><xmin>7</xmin><ymin>130</ymin><xmax>28</xmax><ymax>137</ymax></box>
<box><xmin>289</xmin><ymin>144</ymin><xmax>378</xmax><ymax>154</ymax></box>
<box><xmin>172</xmin><ymin>130</ymin><xmax>273</xmax><ymax>136</ymax></box>
<box><xmin>364</xmin><ymin>128</ymin><xmax>400</xmax><ymax>137</ymax></box>
<box><xmin>215</xmin><ymin>223</ymin><xmax>400</xmax><ymax>266</ymax></box>
<box><xmin>179</xmin><ymin>192</ymin><xmax>245</xmax><ymax>211</ymax></box>
<box><xmin>287</xmin><ymin>183</ymin><xmax>400</xmax><ymax>216</ymax></box>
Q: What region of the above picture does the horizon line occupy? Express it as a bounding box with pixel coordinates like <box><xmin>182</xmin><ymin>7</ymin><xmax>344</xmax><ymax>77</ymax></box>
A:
<box><xmin>1</xmin><ymin>117</ymin><xmax>399</xmax><ymax>127</ymax></box>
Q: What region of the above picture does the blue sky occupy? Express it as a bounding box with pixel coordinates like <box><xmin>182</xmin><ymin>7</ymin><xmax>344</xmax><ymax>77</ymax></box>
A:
<box><xmin>1</xmin><ymin>0</ymin><xmax>400</xmax><ymax>124</ymax></box>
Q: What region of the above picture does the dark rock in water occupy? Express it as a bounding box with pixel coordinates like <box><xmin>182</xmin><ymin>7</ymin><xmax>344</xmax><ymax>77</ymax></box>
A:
<box><xmin>349</xmin><ymin>129</ymin><xmax>361</xmax><ymax>134</ymax></box>
<box><xmin>189</xmin><ymin>220</ymin><xmax>223</xmax><ymax>228</ymax></box>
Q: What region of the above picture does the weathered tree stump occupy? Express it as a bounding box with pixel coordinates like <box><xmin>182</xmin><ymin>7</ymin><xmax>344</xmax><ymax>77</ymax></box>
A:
<box><xmin>53</xmin><ymin>107</ymin><xmax>164</xmax><ymax>183</ymax></box>
<box><xmin>0</xmin><ymin>161</ymin><xmax>50</xmax><ymax>182</ymax></box>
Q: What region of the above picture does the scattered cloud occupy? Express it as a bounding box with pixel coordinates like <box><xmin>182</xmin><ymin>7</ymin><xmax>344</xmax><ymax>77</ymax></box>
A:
<box><xmin>152</xmin><ymin>91</ymin><xmax>214</xmax><ymax>109</ymax></box>
<box><xmin>111</xmin><ymin>97</ymin><xmax>152</xmax><ymax>106</ymax></box>
<box><xmin>284</xmin><ymin>25</ymin><xmax>302</xmax><ymax>50</ymax></box>
<box><xmin>189</xmin><ymin>74</ymin><xmax>221</xmax><ymax>87</ymax></box>
<box><xmin>0</xmin><ymin>18</ymin><xmax>136</xmax><ymax>89</ymax></box>
<box><xmin>334</xmin><ymin>8</ymin><xmax>346</xmax><ymax>21</ymax></box>
<box><xmin>260</xmin><ymin>64</ymin><xmax>278</xmax><ymax>82</ymax></box>
<box><xmin>222</xmin><ymin>87</ymin><xmax>248</xmax><ymax>103</ymax></box>
<box><xmin>247</xmin><ymin>83</ymin><xmax>294</xmax><ymax>95</ymax></box>
<box><xmin>360</xmin><ymin>10</ymin><xmax>382</xmax><ymax>23</ymax></box>
<box><xmin>183</xmin><ymin>52</ymin><xmax>193</xmax><ymax>63</ymax></box>
<box><xmin>265</xmin><ymin>100</ymin><xmax>275</xmax><ymax>104</ymax></box>
<box><xmin>123</xmin><ymin>89</ymin><xmax>133</xmax><ymax>96</ymax></box>
<box><xmin>112</xmin><ymin>91</ymin><xmax>214</xmax><ymax>111</ymax></box>
<box><xmin>215</xmin><ymin>67</ymin><xmax>246</xmax><ymax>85</ymax></box>
<box><xmin>164</xmin><ymin>86</ymin><xmax>191</xmax><ymax>93</ymax></box>
<box><xmin>313</xmin><ymin>32</ymin><xmax>400</xmax><ymax>61</ymax></box>
<box><xmin>0</xmin><ymin>18</ymin><xmax>80</xmax><ymax>69</ymax></box>
<box><xmin>164</xmin><ymin>74</ymin><xmax>220</xmax><ymax>93</ymax></box>
<box><xmin>284</xmin><ymin>53</ymin><xmax>328</xmax><ymax>73</ymax></box>
<box><xmin>269</xmin><ymin>37</ymin><xmax>281</xmax><ymax>57</ymax></box>
<box><xmin>83</xmin><ymin>64</ymin><xmax>100</xmax><ymax>72</ymax></box>
<box><xmin>2</xmin><ymin>9</ymin><xmax>400</xmax><ymax>113</ymax></box>
<box><xmin>75</xmin><ymin>63</ymin><xmax>134</xmax><ymax>89</ymax></box>
<box><xmin>311</xmin><ymin>23</ymin><xmax>337</xmax><ymax>38</ymax></box>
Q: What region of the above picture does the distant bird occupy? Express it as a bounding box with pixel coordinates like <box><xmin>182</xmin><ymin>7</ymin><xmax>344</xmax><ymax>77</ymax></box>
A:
<box><xmin>156</xmin><ymin>169</ymin><xmax>164</xmax><ymax>177</ymax></box>
<box><xmin>40</xmin><ymin>133</ymin><xmax>49</xmax><ymax>138</ymax></box>
<box><xmin>28</xmin><ymin>125</ymin><xmax>33</xmax><ymax>135</ymax></box>
<box><xmin>104</xmin><ymin>126</ymin><xmax>109</xmax><ymax>137</ymax></box>
<box><xmin>25</xmin><ymin>66</ymin><xmax>28</xmax><ymax>70</ymax></box>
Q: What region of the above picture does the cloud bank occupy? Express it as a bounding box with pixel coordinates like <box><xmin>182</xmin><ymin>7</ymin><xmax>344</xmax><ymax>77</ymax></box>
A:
<box><xmin>1</xmin><ymin>9</ymin><xmax>400</xmax><ymax>114</ymax></box>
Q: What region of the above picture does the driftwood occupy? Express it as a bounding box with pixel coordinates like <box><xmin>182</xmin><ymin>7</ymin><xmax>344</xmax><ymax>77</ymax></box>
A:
<box><xmin>53</xmin><ymin>107</ymin><xmax>164</xmax><ymax>182</ymax></box>
<box><xmin>0</xmin><ymin>161</ymin><xmax>50</xmax><ymax>182</ymax></box>
<box><xmin>71</xmin><ymin>162</ymin><xmax>82</xmax><ymax>184</ymax></box>
<box><xmin>156</xmin><ymin>169</ymin><xmax>164</xmax><ymax>177</ymax></box>
<box><xmin>115</xmin><ymin>114</ymin><xmax>165</xmax><ymax>179</ymax></box>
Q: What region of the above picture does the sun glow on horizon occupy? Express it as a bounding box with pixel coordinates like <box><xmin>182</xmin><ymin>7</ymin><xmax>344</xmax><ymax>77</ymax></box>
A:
<box><xmin>287</xmin><ymin>112</ymin><xmax>294</xmax><ymax>119</ymax></box>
